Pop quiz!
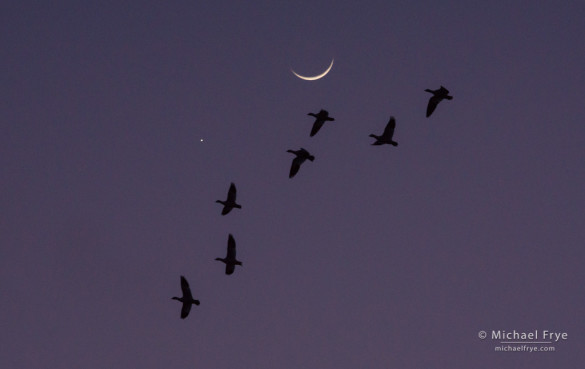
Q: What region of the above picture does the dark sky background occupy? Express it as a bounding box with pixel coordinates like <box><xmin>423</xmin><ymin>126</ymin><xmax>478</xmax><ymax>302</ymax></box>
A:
<box><xmin>2</xmin><ymin>1</ymin><xmax>584</xmax><ymax>368</ymax></box>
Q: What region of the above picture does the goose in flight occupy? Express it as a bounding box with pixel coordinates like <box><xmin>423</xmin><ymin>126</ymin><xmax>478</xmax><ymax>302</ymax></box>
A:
<box><xmin>425</xmin><ymin>86</ymin><xmax>453</xmax><ymax>117</ymax></box>
<box><xmin>286</xmin><ymin>148</ymin><xmax>315</xmax><ymax>178</ymax></box>
<box><xmin>307</xmin><ymin>109</ymin><xmax>335</xmax><ymax>137</ymax></box>
<box><xmin>370</xmin><ymin>117</ymin><xmax>398</xmax><ymax>146</ymax></box>
<box><xmin>216</xmin><ymin>182</ymin><xmax>242</xmax><ymax>215</ymax></box>
<box><xmin>171</xmin><ymin>276</ymin><xmax>200</xmax><ymax>319</ymax></box>
<box><xmin>215</xmin><ymin>234</ymin><xmax>243</xmax><ymax>275</ymax></box>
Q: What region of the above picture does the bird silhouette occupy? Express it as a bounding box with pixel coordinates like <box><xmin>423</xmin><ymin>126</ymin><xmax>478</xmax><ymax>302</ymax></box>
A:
<box><xmin>370</xmin><ymin>117</ymin><xmax>398</xmax><ymax>146</ymax></box>
<box><xmin>307</xmin><ymin>109</ymin><xmax>335</xmax><ymax>137</ymax></box>
<box><xmin>425</xmin><ymin>86</ymin><xmax>453</xmax><ymax>117</ymax></box>
<box><xmin>215</xmin><ymin>234</ymin><xmax>243</xmax><ymax>275</ymax></box>
<box><xmin>216</xmin><ymin>182</ymin><xmax>242</xmax><ymax>215</ymax></box>
<box><xmin>171</xmin><ymin>276</ymin><xmax>200</xmax><ymax>319</ymax></box>
<box><xmin>286</xmin><ymin>148</ymin><xmax>315</xmax><ymax>178</ymax></box>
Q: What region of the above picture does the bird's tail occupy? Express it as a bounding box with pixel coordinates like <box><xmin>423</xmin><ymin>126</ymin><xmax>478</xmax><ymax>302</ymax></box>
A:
<box><xmin>308</xmin><ymin>156</ymin><xmax>315</xmax><ymax>162</ymax></box>
<box><xmin>194</xmin><ymin>300</ymin><xmax>200</xmax><ymax>306</ymax></box>
<box><xmin>445</xmin><ymin>96</ymin><xmax>453</xmax><ymax>100</ymax></box>
<box><xmin>391</xmin><ymin>142</ymin><xmax>398</xmax><ymax>147</ymax></box>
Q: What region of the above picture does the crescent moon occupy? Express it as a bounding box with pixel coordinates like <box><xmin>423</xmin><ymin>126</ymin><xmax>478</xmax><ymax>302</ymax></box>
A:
<box><xmin>291</xmin><ymin>59</ymin><xmax>334</xmax><ymax>81</ymax></box>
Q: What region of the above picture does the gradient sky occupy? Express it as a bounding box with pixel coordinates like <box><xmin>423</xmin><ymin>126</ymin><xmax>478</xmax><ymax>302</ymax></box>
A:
<box><xmin>2</xmin><ymin>1</ymin><xmax>585</xmax><ymax>368</ymax></box>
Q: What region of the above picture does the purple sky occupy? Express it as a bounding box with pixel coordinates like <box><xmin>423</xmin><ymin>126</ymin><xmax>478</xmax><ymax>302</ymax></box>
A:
<box><xmin>2</xmin><ymin>1</ymin><xmax>584</xmax><ymax>368</ymax></box>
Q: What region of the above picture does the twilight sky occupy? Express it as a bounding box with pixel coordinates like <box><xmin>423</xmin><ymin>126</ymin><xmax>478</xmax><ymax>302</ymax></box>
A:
<box><xmin>2</xmin><ymin>1</ymin><xmax>585</xmax><ymax>368</ymax></box>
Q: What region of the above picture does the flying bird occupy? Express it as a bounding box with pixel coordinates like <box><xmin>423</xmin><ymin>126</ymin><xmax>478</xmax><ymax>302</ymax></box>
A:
<box><xmin>216</xmin><ymin>182</ymin><xmax>242</xmax><ymax>215</ymax></box>
<box><xmin>425</xmin><ymin>86</ymin><xmax>453</xmax><ymax>117</ymax></box>
<box><xmin>286</xmin><ymin>148</ymin><xmax>315</xmax><ymax>178</ymax></box>
<box><xmin>370</xmin><ymin>117</ymin><xmax>398</xmax><ymax>146</ymax></box>
<box><xmin>215</xmin><ymin>234</ymin><xmax>243</xmax><ymax>275</ymax></box>
<box><xmin>171</xmin><ymin>276</ymin><xmax>200</xmax><ymax>319</ymax></box>
<box><xmin>307</xmin><ymin>109</ymin><xmax>335</xmax><ymax>137</ymax></box>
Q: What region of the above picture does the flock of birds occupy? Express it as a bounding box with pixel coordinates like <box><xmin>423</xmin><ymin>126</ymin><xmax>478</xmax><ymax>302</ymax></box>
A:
<box><xmin>171</xmin><ymin>85</ymin><xmax>453</xmax><ymax>318</ymax></box>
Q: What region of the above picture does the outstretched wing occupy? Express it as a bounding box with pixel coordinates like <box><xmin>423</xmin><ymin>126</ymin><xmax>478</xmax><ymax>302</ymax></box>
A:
<box><xmin>227</xmin><ymin>234</ymin><xmax>237</xmax><ymax>259</ymax></box>
<box><xmin>180</xmin><ymin>302</ymin><xmax>192</xmax><ymax>319</ymax></box>
<box><xmin>221</xmin><ymin>205</ymin><xmax>232</xmax><ymax>215</ymax></box>
<box><xmin>289</xmin><ymin>157</ymin><xmax>301</xmax><ymax>178</ymax></box>
<box><xmin>180</xmin><ymin>276</ymin><xmax>193</xmax><ymax>300</ymax></box>
<box><xmin>227</xmin><ymin>183</ymin><xmax>237</xmax><ymax>202</ymax></box>
<box><xmin>383</xmin><ymin>117</ymin><xmax>396</xmax><ymax>139</ymax></box>
<box><xmin>310</xmin><ymin>119</ymin><xmax>325</xmax><ymax>137</ymax></box>
<box><xmin>426</xmin><ymin>96</ymin><xmax>439</xmax><ymax>117</ymax></box>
